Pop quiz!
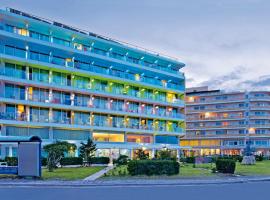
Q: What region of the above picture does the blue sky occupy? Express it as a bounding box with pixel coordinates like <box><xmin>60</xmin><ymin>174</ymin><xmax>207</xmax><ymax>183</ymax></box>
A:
<box><xmin>1</xmin><ymin>0</ymin><xmax>270</xmax><ymax>91</ymax></box>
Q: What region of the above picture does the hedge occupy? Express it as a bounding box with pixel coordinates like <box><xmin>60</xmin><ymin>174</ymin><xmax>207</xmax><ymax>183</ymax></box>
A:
<box><xmin>127</xmin><ymin>160</ymin><xmax>179</xmax><ymax>176</ymax></box>
<box><xmin>91</xmin><ymin>157</ymin><xmax>110</xmax><ymax>164</ymax></box>
<box><xmin>4</xmin><ymin>157</ymin><xmax>18</xmax><ymax>166</ymax></box>
<box><xmin>216</xmin><ymin>159</ymin><xmax>236</xmax><ymax>174</ymax></box>
<box><xmin>60</xmin><ymin>157</ymin><xmax>83</xmax><ymax>166</ymax></box>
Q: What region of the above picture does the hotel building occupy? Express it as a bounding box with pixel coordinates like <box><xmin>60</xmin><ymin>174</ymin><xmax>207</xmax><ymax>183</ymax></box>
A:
<box><xmin>0</xmin><ymin>8</ymin><xmax>185</xmax><ymax>159</ymax></box>
<box><xmin>181</xmin><ymin>86</ymin><xmax>270</xmax><ymax>156</ymax></box>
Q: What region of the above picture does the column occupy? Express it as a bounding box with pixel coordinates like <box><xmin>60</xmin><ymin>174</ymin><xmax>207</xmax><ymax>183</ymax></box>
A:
<box><xmin>9</xmin><ymin>146</ymin><xmax>13</xmax><ymax>157</ymax></box>
<box><xmin>151</xmin><ymin>149</ymin><xmax>156</xmax><ymax>159</ymax></box>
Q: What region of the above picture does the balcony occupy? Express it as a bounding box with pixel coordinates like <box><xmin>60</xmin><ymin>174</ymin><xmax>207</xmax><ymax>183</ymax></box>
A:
<box><xmin>186</xmin><ymin>97</ymin><xmax>245</xmax><ymax>105</ymax></box>
<box><xmin>2</xmin><ymin>24</ymin><xmax>184</xmax><ymax>76</ymax></box>
<box><xmin>186</xmin><ymin>115</ymin><xmax>244</xmax><ymax>121</ymax></box>
<box><xmin>0</xmin><ymin>42</ymin><xmax>184</xmax><ymax>92</ymax></box>
<box><xmin>0</xmin><ymin>111</ymin><xmax>185</xmax><ymax>134</ymax></box>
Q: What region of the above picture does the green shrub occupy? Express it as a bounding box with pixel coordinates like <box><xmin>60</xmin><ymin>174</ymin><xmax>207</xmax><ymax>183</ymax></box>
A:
<box><xmin>91</xmin><ymin>157</ymin><xmax>110</xmax><ymax>164</ymax></box>
<box><xmin>41</xmin><ymin>157</ymin><xmax>47</xmax><ymax>166</ymax></box>
<box><xmin>185</xmin><ymin>156</ymin><xmax>195</xmax><ymax>163</ymax></box>
<box><xmin>60</xmin><ymin>157</ymin><xmax>83</xmax><ymax>166</ymax></box>
<box><xmin>127</xmin><ymin>160</ymin><xmax>179</xmax><ymax>176</ymax></box>
<box><xmin>114</xmin><ymin>155</ymin><xmax>129</xmax><ymax>166</ymax></box>
<box><xmin>5</xmin><ymin>157</ymin><xmax>18</xmax><ymax>166</ymax></box>
<box><xmin>255</xmin><ymin>155</ymin><xmax>264</xmax><ymax>162</ymax></box>
<box><xmin>216</xmin><ymin>159</ymin><xmax>236</xmax><ymax>174</ymax></box>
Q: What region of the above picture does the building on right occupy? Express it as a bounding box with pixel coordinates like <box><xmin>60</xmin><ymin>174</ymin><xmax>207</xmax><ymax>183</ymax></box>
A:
<box><xmin>181</xmin><ymin>86</ymin><xmax>270</xmax><ymax>157</ymax></box>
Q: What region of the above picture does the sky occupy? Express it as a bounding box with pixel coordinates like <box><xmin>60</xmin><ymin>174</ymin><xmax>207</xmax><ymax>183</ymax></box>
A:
<box><xmin>1</xmin><ymin>0</ymin><xmax>270</xmax><ymax>91</ymax></box>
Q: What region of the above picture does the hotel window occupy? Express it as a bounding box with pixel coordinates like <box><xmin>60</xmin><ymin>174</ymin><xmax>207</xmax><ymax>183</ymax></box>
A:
<box><xmin>93</xmin><ymin>96</ymin><xmax>107</xmax><ymax>109</ymax></box>
<box><xmin>52</xmin><ymin>71</ymin><xmax>70</xmax><ymax>86</ymax></box>
<box><xmin>53</xmin><ymin>37</ymin><xmax>70</xmax><ymax>47</ymax></box>
<box><xmin>30</xmin><ymin>68</ymin><xmax>49</xmax><ymax>83</ymax></box>
<box><xmin>5</xmin><ymin>63</ymin><xmax>26</xmax><ymax>79</ymax></box>
<box><xmin>73</xmin><ymin>76</ymin><xmax>90</xmax><ymax>89</ymax></box>
<box><xmin>5</xmin><ymin>84</ymin><xmax>25</xmax><ymax>100</ymax></box>
<box><xmin>127</xmin><ymin>86</ymin><xmax>139</xmax><ymax>97</ymax></box>
<box><xmin>74</xmin><ymin>94</ymin><xmax>90</xmax><ymax>107</ymax></box>
<box><xmin>74</xmin><ymin>112</ymin><xmax>90</xmax><ymax>125</ymax></box>
<box><xmin>126</xmin><ymin>117</ymin><xmax>139</xmax><ymax>129</ymax></box>
<box><xmin>93</xmin><ymin>133</ymin><xmax>124</xmax><ymax>143</ymax></box>
<box><xmin>29</xmin><ymin>30</ymin><xmax>49</xmax><ymax>41</ymax></box>
<box><xmin>108</xmin><ymin>82</ymin><xmax>124</xmax><ymax>95</ymax></box>
<box><xmin>92</xmin><ymin>114</ymin><xmax>107</xmax><ymax>126</ymax></box>
<box><xmin>74</xmin><ymin>43</ymin><xmax>83</xmax><ymax>50</ymax></box>
<box><xmin>126</xmin><ymin>102</ymin><xmax>139</xmax><ymax>113</ymax></box>
<box><xmin>155</xmin><ymin>135</ymin><xmax>178</xmax><ymax>145</ymax></box>
<box><xmin>92</xmin><ymin>79</ymin><xmax>107</xmax><ymax>92</ymax></box>
<box><xmin>110</xmin><ymin>116</ymin><xmax>124</xmax><ymax>128</ymax></box>
<box><xmin>30</xmin><ymin>87</ymin><xmax>49</xmax><ymax>102</ymax></box>
<box><xmin>53</xmin><ymin>129</ymin><xmax>89</xmax><ymax>140</ymax></box>
<box><xmin>52</xmin><ymin>109</ymin><xmax>71</xmax><ymax>124</ymax></box>
<box><xmin>30</xmin><ymin>107</ymin><xmax>49</xmax><ymax>122</ymax></box>
<box><xmin>110</xmin><ymin>99</ymin><xmax>124</xmax><ymax>111</ymax></box>
<box><xmin>127</xmin><ymin>135</ymin><xmax>153</xmax><ymax>143</ymax></box>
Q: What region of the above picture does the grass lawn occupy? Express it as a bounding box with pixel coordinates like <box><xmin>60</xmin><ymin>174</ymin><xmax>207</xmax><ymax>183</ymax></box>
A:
<box><xmin>177</xmin><ymin>164</ymin><xmax>215</xmax><ymax>177</ymax></box>
<box><xmin>102</xmin><ymin>163</ymin><xmax>216</xmax><ymax>179</ymax></box>
<box><xmin>42</xmin><ymin>166</ymin><xmax>105</xmax><ymax>180</ymax></box>
<box><xmin>236</xmin><ymin>160</ymin><xmax>270</xmax><ymax>176</ymax></box>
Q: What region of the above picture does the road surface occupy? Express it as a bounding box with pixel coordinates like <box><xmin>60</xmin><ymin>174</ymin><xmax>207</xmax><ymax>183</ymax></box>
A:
<box><xmin>0</xmin><ymin>181</ymin><xmax>268</xmax><ymax>200</ymax></box>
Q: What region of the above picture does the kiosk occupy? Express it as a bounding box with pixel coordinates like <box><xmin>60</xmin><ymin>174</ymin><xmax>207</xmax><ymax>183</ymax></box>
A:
<box><xmin>0</xmin><ymin>136</ymin><xmax>42</xmax><ymax>177</ymax></box>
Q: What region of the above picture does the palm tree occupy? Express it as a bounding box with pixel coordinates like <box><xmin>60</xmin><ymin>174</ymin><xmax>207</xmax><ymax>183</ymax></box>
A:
<box><xmin>79</xmin><ymin>138</ymin><xmax>97</xmax><ymax>166</ymax></box>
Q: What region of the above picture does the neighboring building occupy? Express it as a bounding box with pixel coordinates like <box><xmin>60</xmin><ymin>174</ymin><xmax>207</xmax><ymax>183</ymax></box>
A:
<box><xmin>182</xmin><ymin>86</ymin><xmax>270</xmax><ymax>156</ymax></box>
<box><xmin>0</xmin><ymin>8</ymin><xmax>185</xmax><ymax>159</ymax></box>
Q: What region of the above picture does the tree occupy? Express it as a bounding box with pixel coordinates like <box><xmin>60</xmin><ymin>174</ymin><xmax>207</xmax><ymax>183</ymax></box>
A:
<box><xmin>157</xmin><ymin>149</ymin><xmax>172</xmax><ymax>160</ymax></box>
<box><xmin>79</xmin><ymin>138</ymin><xmax>97</xmax><ymax>165</ymax></box>
<box><xmin>44</xmin><ymin>141</ymin><xmax>76</xmax><ymax>172</ymax></box>
<box><xmin>135</xmin><ymin>149</ymin><xmax>149</xmax><ymax>160</ymax></box>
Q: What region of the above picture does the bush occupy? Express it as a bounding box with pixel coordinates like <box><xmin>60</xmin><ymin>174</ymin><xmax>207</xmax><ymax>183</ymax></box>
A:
<box><xmin>91</xmin><ymin>157</ymin><xmax>110</xmax><ymax>164</ymax></box>
<box><xmin>4</xmin><ymin>157</ymin><xmax>18</xmax><ymax>166</ymax></box>
<box><xmin>185</xmin><ymin>156</ymin><xmax>195</xmax><ymax>164</ymax></box>
<box><xmin>255</xmin><ymin>155</ymin><xmax>264</xmax><ymax>162</ymax></box>
<box><xmin>216</xmin><ymin>159</ymin><xmax>236</xmax><ymax>174</ymax></box>
<box><xmin>114</xmin><ymin>155</ymin><xmax>129</xmax><ymax>166</ymax></box>
<box><xmin>41</xmin><ymin>157</ymin><xmax>47</xmax><ymax>166</ymax></box>
<box><xmin>127</xmin><ymin>160</ymin><xmax>179</xmax><ymax>176</ymax></box>
<box><xmin>60</xmin><ymin>157</ymin><xmax>83</xmax><ymax>166</ymax></box>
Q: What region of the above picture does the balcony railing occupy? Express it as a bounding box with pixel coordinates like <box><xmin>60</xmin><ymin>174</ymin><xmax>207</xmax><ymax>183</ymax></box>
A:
<box><xmin>3</xmin><ymin>24</ymin><xmax>184</xmax><ymax>76</ymax></box>
<box><xmin>0</xmin><ymin>43</ymin><xmax>184</xmax><ymax>91</ymax></box>
<box><xmin>186</xmin><ymin>97</ymin><xmax>245</xmax><ymax>104</ymax></box>
<box><xmin>0</xmin><ymin>112</ymin><xmax>184</xmax><ymax>134</ymax></box>
<box><xmin>186</xmin><ymin>115</ymin><xmax>244</xmax><ymax>121</ymax></box>
<box><xmin>2</xmin><ymin>91</ymin><xmax>185</xmax><ymax>120</ymax></box>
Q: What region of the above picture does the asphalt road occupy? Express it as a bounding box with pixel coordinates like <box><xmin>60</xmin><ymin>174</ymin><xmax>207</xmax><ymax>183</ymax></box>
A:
<box><xmin>0</xmin><ymin>182</ymin><xmax>268</xmax><ymax>200</ymax></box>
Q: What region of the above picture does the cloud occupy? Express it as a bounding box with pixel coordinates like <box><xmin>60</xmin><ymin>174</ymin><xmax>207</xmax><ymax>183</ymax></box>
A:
<box><xmin>238</xmin><ymin>75</ymin><xmax>270</xmax><ymax>90</ymax></box>
<box><xmin>197</xmin><ymin>66</ymin><xmax>248</xmax><ymax>90</ymax></box>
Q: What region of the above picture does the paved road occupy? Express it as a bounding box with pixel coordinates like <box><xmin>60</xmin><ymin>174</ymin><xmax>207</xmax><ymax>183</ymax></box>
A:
<box><xmin>0</xmin><ymin>181</ymin><xmax>268</xmax><ymax>200</ymax></box>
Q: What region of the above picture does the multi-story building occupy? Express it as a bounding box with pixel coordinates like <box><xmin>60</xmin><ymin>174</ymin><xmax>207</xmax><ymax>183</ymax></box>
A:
<box><xmin>182</xmin><ymin>86</ymin><xmax>270</xmax><ymax>156</ymax></box>
<box><xmin>0</xmin><ymin>8</ymin><xmax>185</xmax><ymax>159</ymax></box>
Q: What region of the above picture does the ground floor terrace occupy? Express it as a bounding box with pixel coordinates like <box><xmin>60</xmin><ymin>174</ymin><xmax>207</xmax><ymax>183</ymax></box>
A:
<box><xmin>181</xmin><ymin>137</ymin><xmax>270</xmax><ymax>156</ymax></box>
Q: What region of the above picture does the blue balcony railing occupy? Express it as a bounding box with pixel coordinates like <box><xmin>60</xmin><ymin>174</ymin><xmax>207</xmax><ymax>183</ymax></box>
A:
<box><xmin>0</xmin><ymin>44</ymin><xmax>185</xmax><ymax>91</ymax></box>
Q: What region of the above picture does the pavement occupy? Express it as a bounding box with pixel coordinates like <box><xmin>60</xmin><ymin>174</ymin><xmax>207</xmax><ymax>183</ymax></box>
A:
<box><xmin>1</xmin><ymin>181</ymin><xmax>270</xmax><ymax>200</ymax></box>
<box><xmin>1</xmin><ymin>175</ymin><xmax>270</xmax><ymax>187</ymax></box>
<box><xmin>83</xmin><ymin>165</ymin><xmax>114</xmax><ymax>181</ymax></box>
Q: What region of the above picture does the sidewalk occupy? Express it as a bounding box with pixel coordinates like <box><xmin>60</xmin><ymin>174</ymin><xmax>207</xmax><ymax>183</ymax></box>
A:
<box><xmin>1</xmin><ymin>176</ymin><xmax>270</xmax><ymax>187</ymax></box>
<box><xmin>83</xmin><ymin>165</ymin><xmax>114</xmax><ymax>181</ymax></box>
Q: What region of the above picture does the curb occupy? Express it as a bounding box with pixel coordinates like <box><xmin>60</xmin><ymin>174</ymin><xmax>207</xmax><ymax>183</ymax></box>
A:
<box><xmin>1</xmin><ymin>177</ymin><xmax>270</xmax><ymax>187</ymax></box>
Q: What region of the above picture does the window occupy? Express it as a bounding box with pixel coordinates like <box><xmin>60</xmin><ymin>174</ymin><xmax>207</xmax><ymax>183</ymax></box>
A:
<box><xmin>93</xmin><ymin>133</ymin><xmax>124</xmax><ymax>143</ymax></box>
<box><xmin>155</xmin><ymin>135</ymin><xmax>178</xmax><ymax>144</ymax></box>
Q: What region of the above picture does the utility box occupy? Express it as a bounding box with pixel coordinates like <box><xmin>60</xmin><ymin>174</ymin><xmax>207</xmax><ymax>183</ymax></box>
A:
<box><xmin>0</xmin><ymin>136</ymin><xmax>42</xmax><ymax>178</ymax></box>
<box><xmin>18</xmin><ymin>142</ymin><xmax>41</xmax><ymax>177</ymax></box>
